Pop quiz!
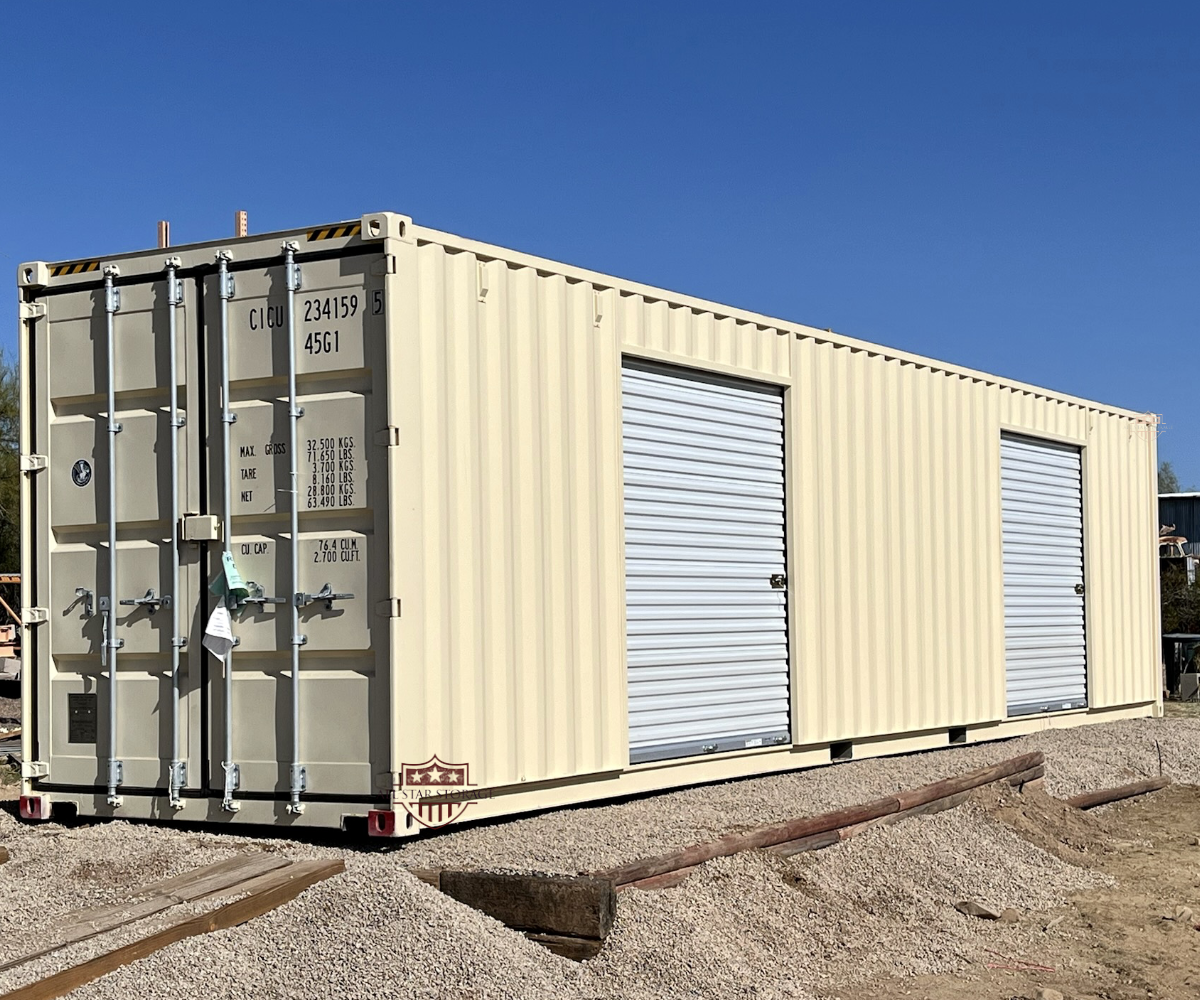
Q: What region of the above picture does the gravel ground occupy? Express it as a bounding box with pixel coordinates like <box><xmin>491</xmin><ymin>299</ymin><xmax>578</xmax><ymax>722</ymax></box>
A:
<box><xmin>395</xmin><ymin>715</ymin><xmax>1200</xmax><ymax>874</ymax></box>
<box><xmin>0</xmin><ymin>716</ymin><xmax>1192</xmax><ymax>999</ymax></box>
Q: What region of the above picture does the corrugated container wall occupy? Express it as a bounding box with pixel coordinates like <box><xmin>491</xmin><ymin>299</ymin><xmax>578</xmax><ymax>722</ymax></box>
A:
<box><xmin>16</xmin><ymin>212</ymin><xmax>1160</xmax><ymax>832</ymax></box>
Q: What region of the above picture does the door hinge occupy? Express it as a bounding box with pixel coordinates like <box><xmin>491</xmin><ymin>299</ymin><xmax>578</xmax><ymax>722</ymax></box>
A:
<box><xmin>180</xmin><ymin>514</ymin><xmax>222</xmax><ymax>543</ymax></box>
<box><xmin>19</xmin><ymin>302</ymin><xmax>46</xmax><ymax>320</ymax></box>
<box><xmin>371</xmin><ymin>254</ymin><xmax>397</xmax><ymax>276</ymax></box>
<box><xmin>770</xmin><ymin>574</ymin><xmax>787</xmax><ymax>590</ymax></box>
<box><xmin>374</xmin><ymin>426</ymin><xmax>401</xmax><ymax>447</ymax></box>
<box><xmin>22</xmin><ymin>607</ymin><xmax>48</xmax><ymax>625</ymax></box>
<box><xmin>375</xmin><ymin>598</ymin><xmax>402</xmax><ymax>619</ymax></box>
<box><xmin>21</xmin><ymin>760</ymin><xmax>49</xmax><ymax>780</ymax></box>
<box><xmin>20</xmin><ymin>454</ymin><xmax>47</xmax><ymax>473</ymax></box>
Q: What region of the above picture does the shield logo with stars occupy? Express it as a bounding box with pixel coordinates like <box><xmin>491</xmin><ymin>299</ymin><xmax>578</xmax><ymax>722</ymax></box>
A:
<box><xmin>397</xmin><ymin>755</ymin><xmax>476</xmax><ymax>829</ymax></box>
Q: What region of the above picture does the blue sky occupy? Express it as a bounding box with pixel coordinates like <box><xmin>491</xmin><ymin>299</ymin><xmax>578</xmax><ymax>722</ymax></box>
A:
<box><xmin>2</xmin><ymin>3</ymin><xmax>1196</xmax><ymax>484</ymax></box>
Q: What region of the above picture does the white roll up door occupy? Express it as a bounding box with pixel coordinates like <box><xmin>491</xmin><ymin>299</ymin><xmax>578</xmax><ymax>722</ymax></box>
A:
<box><xmin>621</xmin><ymin>361</ymin><xmax>790</xmax><ymax>764</ymax></box>
<box><xmin>1001</xmin><ymin>433</ymin><xmax>1088</xmax><ymax>716</ymax></box>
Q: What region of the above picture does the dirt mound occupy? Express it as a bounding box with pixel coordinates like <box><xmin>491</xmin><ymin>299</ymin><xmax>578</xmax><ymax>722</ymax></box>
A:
<box><xmin>970</xmin><ymin>783</ymin><xmax>1115</xmax><ymax>862</ymax></box>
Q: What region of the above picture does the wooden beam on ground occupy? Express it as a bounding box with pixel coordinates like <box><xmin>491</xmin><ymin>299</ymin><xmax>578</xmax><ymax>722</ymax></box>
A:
<box><xmin>1065</xmin><ymin>776</ymin><xmax>1171</xmax><ymax>810</ymax></box>
<box><xmin>0</xmin><ymin>859</ymin><xmax>344</xmax><ymax>1000</ymax></box>
<box><xmin>408</xmin><ymin>868</ymin><xmax>442</xmax><ymax>890</ymax></box>
<box><xmin>524</xmin><ymin>931</ymin><xmax>605</xmax><ymax>961</ymax></box>
<box><xmin>438</xmin><ymin>872</ymin><xmax>616</xmax><ymax>940</ymax></box>
<box><xmin>0</xmin><ymin>852</ymin><xmax>292</xmax><ymax>975</ymax></box>
<box><xmin>595</xmin><ymin>751</ymin><xmax>1044</xmax><ymax>887</ymax></box>
<box><xmin>620</xmin><ymin>865</ymin><xmax>701</xmax><ymax>892</ymax></box>
<box><xmin>1004</xmin><ymin>764</ymin><xmax>1045</xmax><ymax>789</ymax></box>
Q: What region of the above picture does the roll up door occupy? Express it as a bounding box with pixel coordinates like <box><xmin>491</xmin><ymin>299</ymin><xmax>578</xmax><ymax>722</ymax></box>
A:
<box><xmin>1001</xmin><ymin>433</ymin><xmax>1088</xmax><ymax>716</ymax></box>
<box><xmin>621</xmin><ymin>361</ymin><xmax>790</xmax><ymax>764</ymax></box>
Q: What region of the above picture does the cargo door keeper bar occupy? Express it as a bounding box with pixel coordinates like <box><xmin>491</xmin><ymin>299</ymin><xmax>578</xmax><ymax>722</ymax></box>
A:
<box><xmin>165</xmin><ymin>258</ymin><xmax>187</xmax><ymax>809</ymax></box>
<box><xmin>283</xmin><ymin>241</ymin><xmax>306</xmax><ymax>814</ymax></box>
<box><xmin>217</xmin><ymin>251</ymin><xmax>240</xmax><ymax>813</ymax></box>
<box><xmin>103</xmin><ymin>266</ymin><xmax>124</xmax><ymax>808</ymax></box>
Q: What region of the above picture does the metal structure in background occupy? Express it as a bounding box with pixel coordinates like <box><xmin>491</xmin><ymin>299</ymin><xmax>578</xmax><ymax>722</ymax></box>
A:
<box><xmin>1159</xmin><ymin>493</ymin><xmax>1200</xmax><ymax>557</ymax></box>
<box><xmin>283</xmin><ymin>241</ymin><xmax>307</xmax><ymax>814</ymax></box>
<box><xmin>1001</xmin><ymin>433</ymin><xmax>1088</xmax><ymax>716</ymax></box>
<box><xmin>165</xmin><ymin>258</ymin><xmax>187</xmax><ymax>809</ymax></box>
<box><xmin>102</xmin><ymin>266</ymin><xmax>123</xmax><ymax>807</ymax></box>
<box><xmin>622</xmin><ymin>362</ymin><xmax>790</xmax><ymax>764</ymax></box>
<box><xmin>216</xmin><ymin>250</ymin><xmax>239</xmax><ymax>812</ymax></box>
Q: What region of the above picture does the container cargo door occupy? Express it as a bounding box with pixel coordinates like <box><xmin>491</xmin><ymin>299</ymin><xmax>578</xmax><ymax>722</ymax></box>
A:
<box><xmin>621</xmin><ymin>361</ymin><xmax>790</xmax><ymax>764</ymax></box>
<box><xmin>203</xmin><ymin>245</ymin><xmax>389</xmax><ymax>802</ymax></box>
<box><xmin>31</xmin><ymin>269</ymin><xmax>202</xmax><ymax>795</ymax></box>
<box><xmin>1001</xmin><ymin>433</ymin><xmax>1088</xmax><ymax>716</ymax></box>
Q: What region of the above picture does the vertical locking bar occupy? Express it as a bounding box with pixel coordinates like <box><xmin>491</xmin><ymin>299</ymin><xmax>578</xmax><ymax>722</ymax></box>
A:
<box><xmin>103</xmin><ymin>266</ymin><xmax>123</xmax><ymax>808</ymax></box>
<box><xmin>216</xmin><ymin>251</ymin><xmax>240</xmax><ymax>812</ymax></box>
<box><xmin>165</xmin><ymin>258</ymin><xmax>187</xmax><ymax>808</ymax></box>
<box><xmin>282</xmin><ymin>241</ymin><xmax>307</xmax><ymax>814</ymax></box>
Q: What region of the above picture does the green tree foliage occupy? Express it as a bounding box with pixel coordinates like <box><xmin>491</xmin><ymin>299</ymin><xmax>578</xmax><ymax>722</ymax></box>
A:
<box><xmin>1160</xmin><ymin>460</ymin><xmax>1181</xmax><ymax>494</ymax></box>
<box><xmin>1162</xmin><ymin>563</ymin><xmax>1200</xmax><ymax>635</ymax></box>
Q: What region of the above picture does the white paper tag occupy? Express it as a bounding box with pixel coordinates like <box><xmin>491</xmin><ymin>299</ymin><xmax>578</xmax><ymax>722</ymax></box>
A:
<box><xmin>202</xmin><ymin>604</ymin><xmax>234</xmax><ymax>662</ymax></box>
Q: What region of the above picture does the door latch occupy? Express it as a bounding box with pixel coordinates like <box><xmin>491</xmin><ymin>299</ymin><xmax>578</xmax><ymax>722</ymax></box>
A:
<box><xmin>1074</xmin><ymin>583</ymin><xmax>1085</xmax><ymax>596</ymax></box>
<box><xmin>770</xmin><ymin>574</ymin><xmax>787</xmax><ymax>590</ymax></box>
<box><xmin>74</xmin><ymin>587</ymin><xmax>94</xmax><ymax>618</ymax></box>
<box><xmin>119</xmin><ymin>588</ymin><xmax>171</xmax><ymax>614</ymax></box>
<box><xmin>296</xmin><ymin>583</ymin><xmax>355</xmax><ymax>610</ymax></box>
<box><xmin>239</xmin><ymin>582</ymin><xmax>288</xmax><ymax>610</ymax></box>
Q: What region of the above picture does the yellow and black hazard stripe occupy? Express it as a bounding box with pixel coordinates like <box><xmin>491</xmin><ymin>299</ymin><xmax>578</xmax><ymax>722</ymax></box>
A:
<box><xmin>49</xmin><ymin>260</ymin><xmax>100</xmax><ymax>278</ymax></box>
<box><xmin>306</xmin><ymin>222</ymin><xmax>362</xmax><ymax>242</ymax></box>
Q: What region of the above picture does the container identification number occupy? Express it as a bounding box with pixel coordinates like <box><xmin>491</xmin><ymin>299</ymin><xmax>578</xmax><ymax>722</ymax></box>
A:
<box><xmin>304</xmin><ymin>294</ymin><xmax>358</xmax><ymax>322</ymax></box>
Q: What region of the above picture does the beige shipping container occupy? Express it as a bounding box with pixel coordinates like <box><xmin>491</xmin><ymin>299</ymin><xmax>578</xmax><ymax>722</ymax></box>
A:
<box><xmin>15</xmin><ymin>213</ymin><xmax>1161</xmax><ymax>834</ymax></box>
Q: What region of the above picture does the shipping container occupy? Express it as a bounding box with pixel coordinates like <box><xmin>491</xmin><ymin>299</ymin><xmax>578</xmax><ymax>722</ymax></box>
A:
<box><xmin>15</xmin><ymin>213</ymin><xmax>1162</xmax><ymax>834</ymax></box>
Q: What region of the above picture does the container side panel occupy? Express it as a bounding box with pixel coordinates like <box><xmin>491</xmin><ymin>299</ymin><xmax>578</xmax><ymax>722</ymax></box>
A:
<box><xmin>1071</xmin><ymin>410</ymin><xmax>1159</xmax><ymax>709</ymax></box>
<box><xmin>618</xmin><ymin>293</ymin><xmax>790</xmax><ymax>381</ymax></box>
<box><xmin>398</xmin><ymin>247</ymin><xmax>626</xmax><ymax>788</ymax></box>
<box><xmin>792</xmin><ymin>345</ymin><xmax>1006</xmax><ymax>743</ymax></box>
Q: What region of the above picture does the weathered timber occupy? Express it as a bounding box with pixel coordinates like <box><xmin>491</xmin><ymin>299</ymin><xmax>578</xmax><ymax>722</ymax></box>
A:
<box><xmin>596</xmin><ymin>751</ymin><xmax>1044</xmax><ymax>886</ymax></box>
<box><xmin>1004</xmin><ymin>764</ymin><xmax>1045</xmax><ymax>788</ymax></box>
<box><xmin>0</xmin><ymin>852</ymin><xmax>293</xmax><ymax>975</ymax></box>
<box><xmin>767</xmin><ymin>791</ymin><xmax>972</xmax><ymax>858</ymax></box>
<box><xmin>620</xmin><ymin>865</ymin><xmax>702</xmax><ymax>892</ymax></box>
<box><xmin>202</xmin><ymin>859</ymin><xmax>340</xmax><ymax>901</ymax></box>
<box><xmin>408</xmin><ymin>868</ymin><xmax>442</xmax><ymax>889</ymax></box>
<box><xmin>1065</xmin><ymin>776</ymin><xmax>1171</xmax><ymax>810</ymax></box>
<box><xmin>1</xmin><ymin>860</ymin><xmax>344</xmax><ymax>1000</ymax></box>
<box><xmin>438</xmin><ymin>872</ymin><xmax>616</xmax><ymax>940</ymax></box>
<box><xmin>523</xmin><ymin>931</ymin><xmax>605</xmax><ymax>961</ymax></box>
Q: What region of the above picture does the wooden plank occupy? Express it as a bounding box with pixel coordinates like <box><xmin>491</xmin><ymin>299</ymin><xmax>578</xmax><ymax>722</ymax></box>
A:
<box><xmin>523</xmin><ymin>931</ymin><xmax>604</xmax><ymax>961</ymax></box>
<box><xmin>0</xmin><ymin>853</ymin><xmax>292</xmax><ymax>975</ymax></box>
<box><xmin>1003</xmin><ymin>764</ymin><xmax>1045</xmax><ymax>788</ymax></box>
<box><xmin>408</xmin><ymin>868</ymin><xmax>442</xmax><ymax>890</ymax></box>
<box><xmin>1065</xmin><ymin>776</ymin><xmax>1171</xmax><ymax>810</ymax></box>
<box><xmin>619</xmin><ymin>865</ymin><xmax>701</xmax><ymax>892</ymax></box>
<box><xmin>1</xmin><ymin>860</ymin><xmax>344</xmax><ymax>1000</ymax></box>
<box><xmin>767</xmin><ymin>792</ymin><xmax>971</xmax><ymax>859</ymax></box>
<box><xmin>201</xmin><ymin>860</ymin><xmax>340</xmax><ymax>901</ymax></box>
<box><xmin>596</xmin><ymin>752</ymin><xmax>1043</xmax><ymax>886</ymax></box>
<box><xmin>438</xmin><ymin>872</ymin><xmax>616</xmax><ymax>940</ymax></box>
<box><xmin>891</xmin><ymin>752</ymin><xmax>1043</xmax><ymax>811</ymax></box>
